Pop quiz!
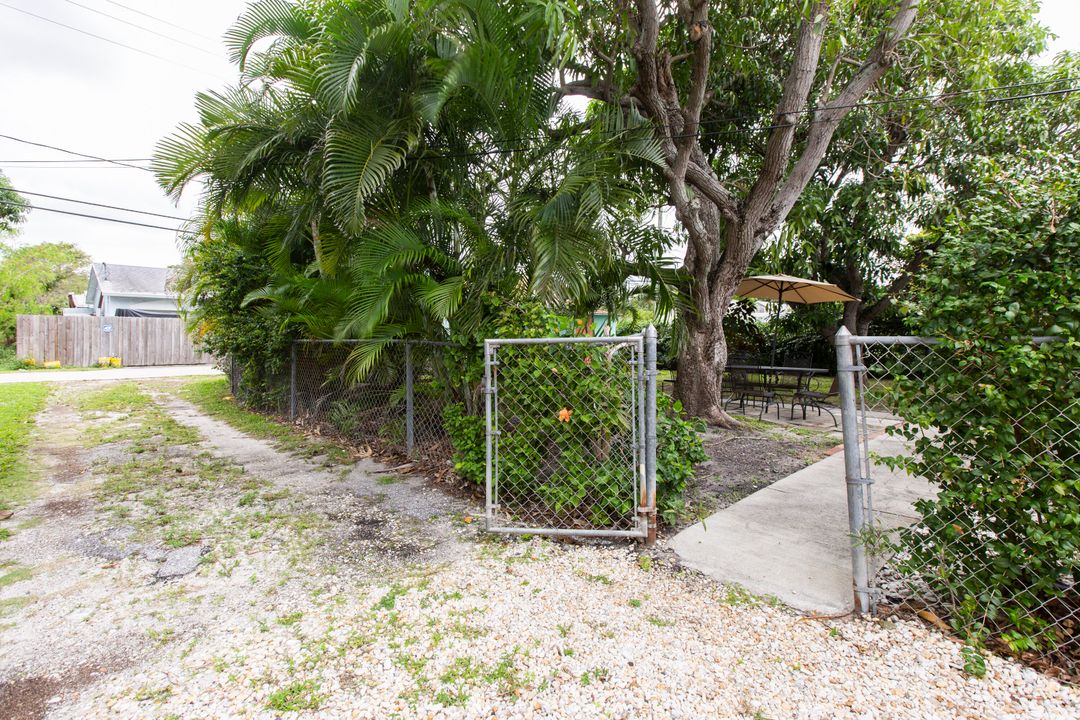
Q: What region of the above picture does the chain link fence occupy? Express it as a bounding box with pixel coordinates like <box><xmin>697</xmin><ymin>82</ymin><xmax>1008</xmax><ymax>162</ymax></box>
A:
<box><xmin>287</xmin><ymin>340</ymin><xmax>456</xmax><ymax>461</ymax></box>
<box><xmin>836</xmin><ymin>329</ymin><xmax>1079</xmax><ymax>680</ymax></box>
<box><xmin>485</xmin><ymin>332</ymin><xmax>657</xmax><ymax>539</ymax></box>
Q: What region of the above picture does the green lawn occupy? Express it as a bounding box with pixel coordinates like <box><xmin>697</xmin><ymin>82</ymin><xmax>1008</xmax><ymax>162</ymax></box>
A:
<box><xmin>0</xmin><ymin>383</ymin><xmax>50</xmax><ymax>512</ymax></box>
<box><xmin>180</xmin><ymin>377</ymin><xmax>351</xmax><ymax>464</ymax></box>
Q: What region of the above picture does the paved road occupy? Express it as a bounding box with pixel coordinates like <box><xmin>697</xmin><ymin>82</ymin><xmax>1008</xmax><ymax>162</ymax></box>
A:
<box><xmin>0</xmin><ymin>365</ymin><xmax>222</xmax><ymax>384</ymax></box>
<box><xmin>670</xmin><ymin>423</ymin><xmax>933</xmax><ymax>614</ymax></box>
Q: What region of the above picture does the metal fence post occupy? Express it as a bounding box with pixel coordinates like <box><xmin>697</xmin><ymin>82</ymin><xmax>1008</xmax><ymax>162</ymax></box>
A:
<box><xmin>483</xmin><ymin>340</ymin><xmax>494</xmax><ymax>530</ymax></box>
<box><xmin>404</xmin><ymin>341</ymin><xmax>415</xmax><ymax>454</ymax></box>
<box><xmin>289</xmin><ymin>343</ymin><xmax>297</xmax><ymax>421</ymax></box>
<box><xmin>835</xmin><ymin>327</ymin><xmax>872</xmax><ymax>614</ymax></box>
<box><xmin>644</xmin><ymin>325</ymin><xmax>658</xmax><ymax>545</ymax></box>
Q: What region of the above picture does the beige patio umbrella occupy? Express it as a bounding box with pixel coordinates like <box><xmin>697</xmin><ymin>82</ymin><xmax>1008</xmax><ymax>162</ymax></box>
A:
<box><xmin>735</xmin><ymin>274</ymin><xmax>858</xmax><ymax>365</ymax></box>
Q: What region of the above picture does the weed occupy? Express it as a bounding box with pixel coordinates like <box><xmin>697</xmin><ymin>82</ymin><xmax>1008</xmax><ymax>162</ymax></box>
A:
<box><xmin>557</xmin><ymin>623</ymin><xmax>571</xmax><ymax>638</ymax></box>
<box><xmin>582</xmin><ymin>573</ymin><xmax>612</xmax><ymax>585</ymax></box>
<box><xmin>266</xmin><ymin>680</ymin><xmax>324</xmax><ymax>711</ymax></box>
<box><xmin>376</xmin><ymin>474</ymin><xmax>401</xmax><ymax>485</ymax></box>
<box><xmin>637</xmin><ymin>555</ymin><xmax>653</xmax><ymax>572</ymax></box>
<box><xmin>961</xmin><ymin>643</ymin><xmax>987</xmax><ymax>678</ymax></box>
<box><xmin>646</xmin><ymin>615</ymin><xmax>674</xmax><ymax>628</ymax></box>
<box><xmin>277</xmin><ymin>611</ymin><xmax>304</xmax><ymax>627</ymax></box>
<box><xmin>628</xmin><ymin>598</ymin><xmax>642</xmax><ymax>608</ymax></box>
<box><xmin>133</xmin><ymin>685</ymin><xmax>172</xmax><ymax>703</ymax></box>
<box><xmin>579</xmin><ymin>667</ymin><xmax>610</xmax><ymax>686</ymax></box>
<box><xmin>0</xmin><ymin>596</ymin><xmax>31</xmax><ymax>617</ymax></box>
<box><xmin>374</xmin><ymin>584</ymin><xmax>409</xmax><ymax>611</ymax></box>
<box><xmin>147</xmin><ymin>627</ymin><xmax>177</xmax><ymax>645</ymax></box>
<box><xmin>0</xmin><ymin>564</ymin><xmax>31</xmax><ymax>588</ymax></box>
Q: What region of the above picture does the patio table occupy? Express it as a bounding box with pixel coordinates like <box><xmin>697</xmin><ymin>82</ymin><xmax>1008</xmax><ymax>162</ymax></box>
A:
<box><xmin>724</xmin><ymin>364</ymin><xmax>828</xmax><ymax>418</ymax></box>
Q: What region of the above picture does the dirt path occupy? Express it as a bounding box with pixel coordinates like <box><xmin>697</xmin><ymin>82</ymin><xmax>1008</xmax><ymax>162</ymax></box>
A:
<box><xmin>0</xmin><ymin>380</ymin><xmax>1076</xmax><ymax>720</ymax></box>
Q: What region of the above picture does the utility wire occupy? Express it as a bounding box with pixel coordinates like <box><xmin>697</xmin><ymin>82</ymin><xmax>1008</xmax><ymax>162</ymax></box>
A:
<box><xmin>0</xmin><ymin>165</ymin><xmax>151</xmax><ymax>170</ymax></box>
<box><xmin>60</xmin><ymin>0</ymin><xmax>220</xmax><ymax>57</ymax></box>
<box><xmin>0</xmin><ymin>2</ymin><xmax>224</xmax><ymax>80</ymax></box>
<box><xmin>0</xmin><ymin>134</ymin><xmax>153</xmax><ymax>171</ymax></box>
<box><xmin>0</xmin><ymin>199</ymin><xmax>182</xmax><ymax>231</ymax></box>
<box><xmin>0</xmin><ymin>158</ymin><xmax>153</xmax><ymax>163</ymax></box>
<box><xmin>102</xmin><ymin>0</ymin><xmax>218</xmax><ymax>42</ymax></box>
<box><xmin>6</xmin><ymin>188</ymin><xmax>189</xmax><ymax>221</ymax></box>
<box><xmin>2</xmin><ymin>79</ymin><xmax>1075</xmax><ymax>176</ymax></box>
<box><xmin>422</xmin><ymin>82</ymin><xmax>1080</xmax><ymax>161</ymax></box>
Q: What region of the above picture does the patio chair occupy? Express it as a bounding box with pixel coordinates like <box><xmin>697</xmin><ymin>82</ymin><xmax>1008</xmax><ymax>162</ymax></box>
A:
<box><xmin>792</xmin><ymin>375</ymin><xmax>839</xmax><ymax>426</ymax></box>
<box><xmin>724</xmin><ymin>367</ymin><xmax>781</xmax><ymax>419</ymax></box>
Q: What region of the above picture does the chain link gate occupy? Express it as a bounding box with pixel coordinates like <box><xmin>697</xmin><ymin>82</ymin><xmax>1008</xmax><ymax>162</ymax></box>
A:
<box><xmin>484</xmin><ymin>328</ymin><xmax>657</xmax><ymax>541</ymax></box>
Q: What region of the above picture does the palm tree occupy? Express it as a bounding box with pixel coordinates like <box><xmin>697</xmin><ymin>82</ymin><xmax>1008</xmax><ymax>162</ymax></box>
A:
<box><xmin>154</xmin><ymin>0</ymin><xmax>679</xmax><ymax>375</ymax></box>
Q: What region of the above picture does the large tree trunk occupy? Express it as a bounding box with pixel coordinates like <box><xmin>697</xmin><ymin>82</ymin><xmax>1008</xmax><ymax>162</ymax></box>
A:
<box><xmin>675</xmin><ymin>220</ymin><xmax>754</xmax><ymax>428</ymax></box>
<box><xmin>676</xmin><ymin>300</ymin><xmax>728</xmax><ymax>424</ymax></box>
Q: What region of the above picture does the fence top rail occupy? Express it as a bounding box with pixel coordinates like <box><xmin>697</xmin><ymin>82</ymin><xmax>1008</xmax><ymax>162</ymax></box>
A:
<box><xmin>486</xmin><ymin>335</ymin><xmax>644</xmax><ymax>347</ymax></box>
<box><xmin>841</xmin><ymin>334</ymin><xmax>1062</xmax><ymax>347</ymax></box>
<box><xmin>293</xmin><ymin>338</ymin><xmax>457</xmax><ymax>347</ymax></box>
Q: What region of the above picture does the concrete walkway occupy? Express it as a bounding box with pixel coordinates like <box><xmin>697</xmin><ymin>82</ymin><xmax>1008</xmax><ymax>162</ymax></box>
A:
<box><xmin>0</xmin><ymin>365</ymin><xmax>221</xmax><ymax>384</ymax></box>
<box><xmin>669</xmin><ymin>428</ymin><xmax>935</xmax><ymax>614</ymax></box>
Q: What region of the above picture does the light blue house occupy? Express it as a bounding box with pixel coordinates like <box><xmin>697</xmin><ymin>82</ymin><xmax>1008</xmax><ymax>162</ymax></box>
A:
<box><xmin>64</xmin><ymin>262</ymin><xmax>182</xmax><ymax>318</ymax></box>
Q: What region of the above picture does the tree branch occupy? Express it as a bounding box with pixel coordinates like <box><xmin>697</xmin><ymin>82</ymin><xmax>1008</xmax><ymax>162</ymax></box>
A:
<box><xmin>763</xmin><ymin>0</ymin><xmax>920</xmax><ymax>234</ymax></box>
<box><xmin>743</xmin><ymin>2</ymin><xmax>832</xmax><ymax>227</ymax></box>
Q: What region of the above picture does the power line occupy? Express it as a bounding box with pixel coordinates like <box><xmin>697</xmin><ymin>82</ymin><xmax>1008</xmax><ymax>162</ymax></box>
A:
<box><xmin>0</xmin><ymin>2</ymin><xmax>224</xmax><ymax>80</ymax></box>
<box><xmin>102</xmin><ymin>0</ymin><xmax>218</xmax><ymax>42</ymax></box>
<box><xmin>61</xmin><ymin>0</ymin><xmax>219</xmax><ymax>57</ymax></box>
<box><xmin>0</xmin><ymin>199</ymin><xmax>182</xmax><ymax>232</ymax></box>
<box><xmin>0</xmin><ymin>134</ymin><xmax>153</xmax><ymax>171</ymax></box>
<box><xmin>424</xmin><ymin>81</ymin><xmax>1080</xmax><ymax>161</ymax></box>
<box><xmin>0</xmin><ymin>165</ymin><xmax>151</xmax><ymax>170</ymax></box>
<box><xmin>0</xmin><ymin>158</ymin><xmax>153</xmax><ymax>163</ymax></box>
<box><xmin>6</xmin><ymin>188</ymin><xmax>189</xmax><ymax>221</ymax></box>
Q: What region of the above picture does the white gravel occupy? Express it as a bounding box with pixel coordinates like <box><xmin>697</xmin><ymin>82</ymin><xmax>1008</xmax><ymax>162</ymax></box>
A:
<box><xmin>1</xmin><ymin>380</ymin><xmax>1076</xmax><ymax>720</ymax></box>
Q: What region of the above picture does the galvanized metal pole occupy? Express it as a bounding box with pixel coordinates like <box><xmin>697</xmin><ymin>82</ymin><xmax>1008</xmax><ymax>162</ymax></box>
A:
<box><xmin>288</xmin><ymin>342</ymin><xmax>297</xmax><ymax>421</ymax></box>
<box><xmin>835</xmin><ymin>327</ymin><xmax>871</xmax><ymax>614</ymax></box>
<box><xmin>483</xmin><ymin>341</ymin><xmax>494</xmax><ymax>530</ymax></box>
<box><xmin>644</xmin><ymin>325</ymin><xmax>658</xmax><ymax>545</ymax></box>
<box><xmin>404</xmin><ymin>341</ymin><xmax>414</xmax><ymax>454</ymax></box>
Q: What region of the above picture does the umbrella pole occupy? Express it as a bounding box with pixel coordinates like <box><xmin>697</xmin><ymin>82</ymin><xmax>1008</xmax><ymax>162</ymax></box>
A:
<box><xmin>771</xmin><ymin>282</ymin><xmax>783</xmax><ymax>366</ymax></box>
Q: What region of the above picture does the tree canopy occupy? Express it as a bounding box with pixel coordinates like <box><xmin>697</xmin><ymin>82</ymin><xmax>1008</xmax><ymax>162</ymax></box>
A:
<box><xmin>159</xmin><ymin>0</ymin><xmax>1075</xmax><ymax>420</ymax></box>
<box><xmin>0</xmin><ymin>172</ymin><xmax>29</xmax><ymax>237</ymax></box>
<box><xmin>0</xmin><ymin>241</ymin><xmax>90</xmax><ymax>345</ymax></box>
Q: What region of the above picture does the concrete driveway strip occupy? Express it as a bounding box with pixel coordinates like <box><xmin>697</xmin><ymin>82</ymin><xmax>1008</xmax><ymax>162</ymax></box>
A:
<box><xmin>0</xmin><ymin>365</ymin><xmax>222</xmax><ymax>384</ymax></box>
<box><xmin>669</xmin><ymin>432</ymin><xmax>934</xmax><ymax>614</ymax></box>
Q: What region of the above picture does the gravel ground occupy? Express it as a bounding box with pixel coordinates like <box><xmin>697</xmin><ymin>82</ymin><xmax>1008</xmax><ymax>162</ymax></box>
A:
<box><xmin>0</xmin><ymin>381</ymin><xmax>1077</xmax><ymax>719</ymax></box>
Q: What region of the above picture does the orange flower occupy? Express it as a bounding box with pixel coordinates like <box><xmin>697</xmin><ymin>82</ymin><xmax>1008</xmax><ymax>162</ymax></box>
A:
<box><xmin>583</xmin><ymin>355</ymin><xmax>592</xmax><ymax>366</ymax></box>
<box><xmin>558</xmin><ymin>407</ymin><xmax>572</xmax><ymax>423</ymax></box>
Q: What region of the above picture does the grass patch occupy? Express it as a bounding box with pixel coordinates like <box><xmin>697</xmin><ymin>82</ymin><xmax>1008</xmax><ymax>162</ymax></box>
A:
<box><xmin>374</xmin><ymin>584</ymin><xmax>410</xmax><ymax>611</ymax></box>
<box><xmin>0</xmin><ymin>564</ymin><xmax>32</xmax><ymax>588</ymax></box>
<box><xmin>0</xmin><ymin>383</ymin><xmax>50</xmax><ymax>511</ymax></box>
<box><xmin>76</xmin><ymin>382</ymin><xmax>152</xmax><ymax>413</ymax></box>
<box><xmin>0</xmin><ymin>596</ymin><xmax>32</xmax><ymax>617</ymax></box>
<box><xmin>180</xmin><ymin>378</ymin><xmax>350</xmax><ymax>464</ymax></box>
<box><xmin>77</xmin><ymin>383</ymin><xmax>200</xmax><ymax>449</ymax></box>
<box><xmin>266</xmin><ymin>680</ymin><xmax>324</xmax><ymax>712</ymax></box>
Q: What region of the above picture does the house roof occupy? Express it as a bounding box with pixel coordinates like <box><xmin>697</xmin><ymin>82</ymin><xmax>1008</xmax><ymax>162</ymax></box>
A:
<box><xmin>90</xmin><ymin>262</ymin><xmax>177</xmax><ymax>297</ymax></box>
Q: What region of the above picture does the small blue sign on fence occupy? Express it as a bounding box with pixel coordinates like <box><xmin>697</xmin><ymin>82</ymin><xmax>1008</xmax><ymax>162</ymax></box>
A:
<box><xmin>102</xmin><ymin>324</ymin><xmax>113</xmax><ymax>333</ymax></box>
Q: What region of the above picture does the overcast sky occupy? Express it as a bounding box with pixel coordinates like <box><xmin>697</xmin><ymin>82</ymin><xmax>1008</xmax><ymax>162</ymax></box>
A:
<box><xmin>1</xmin><ymin>0</ymin><xmax>1077</xmax><ymax>269</ymax></box>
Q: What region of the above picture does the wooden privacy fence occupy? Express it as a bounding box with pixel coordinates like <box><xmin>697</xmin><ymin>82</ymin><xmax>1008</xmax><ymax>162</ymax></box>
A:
<box><xmin>16</xmin><ymin>315</ymin><xmax>211</xmax><ymax>367</ymax></box>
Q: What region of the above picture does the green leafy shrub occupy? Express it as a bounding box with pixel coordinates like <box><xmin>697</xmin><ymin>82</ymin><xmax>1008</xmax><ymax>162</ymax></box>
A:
<box><xmin>443</xmin><ymin>402</ymin><xmax>485</xmax><ymax>483</ymax></box>
<box><xmin>655</xmin><ymin>393</ymin><xmax>708</xmax><ymax>525</ymax></box>
<box><xmin>885</xmin><ymin>150</ymin><xmax>1080</xmax><ymax>662</ymax></box>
